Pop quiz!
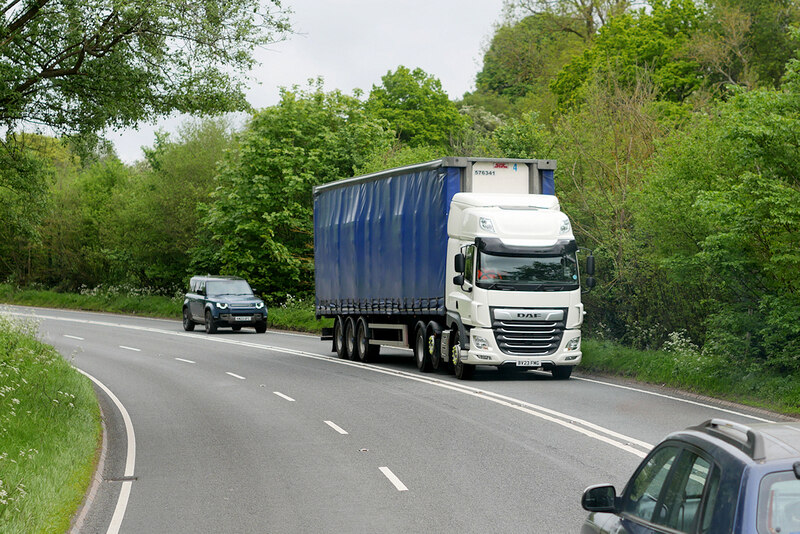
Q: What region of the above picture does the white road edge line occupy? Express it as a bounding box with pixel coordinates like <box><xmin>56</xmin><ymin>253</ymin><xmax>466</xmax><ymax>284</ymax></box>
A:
<box><xmin>75</xmin><ymin>368</ymin><xmax>135</xmax><ymax>534</ymax></box>
<box><xmin>8</xmin><ymin>311</ymin><xmax>778</xmax><ymax>457</ymax></box>
<box><xmin>119</xmin><ymin>345</ymin><xmax>141</xmax><ymax>352</ymax></box>
<box><xmin>175</xmin><ymin>358</ymin><xmax>195</xmax><ymax>364</ymax></box>
<box><xmin>226</xmin><ymin>372</ymin><xmax>246</xmax><ymax>380</ymax></box>
<box><xmin>64</xmin><ymin>334</ymin><xmax>84</xmax><ymax>340</ymax></box>
<box><xmin>379</xmin><ymin>467</ymin><xmax>408</xmax><ymax>491</ymax></box>
<box><xmin>572</xmin><ymin>376</ymin><xmax>775</xmax><ymax>423</ymax></box>
<box><xmin>324</xmin><ymin>420</ymin><xmax>348</xmax><ymax>435</ymax></box>
<box><xmin>274</xmin><ymin>391</ymin><xmax>295</xmax><ymax>402</ymax></box>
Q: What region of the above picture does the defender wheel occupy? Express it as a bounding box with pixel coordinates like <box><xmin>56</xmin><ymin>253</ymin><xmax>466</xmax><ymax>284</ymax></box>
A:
<box><xmin>414</xmin><ymin>322</ymin><xmax>432</xmax><ymax>372</ymax></box>
<box><xmin>232</xmin><ymin>326</ymin><xmax>241</xmax><ymax>331</ymax></box>
<box><xmin>255</xmin><ymin>322</ymin><xmax>267</xmax><ymax>334</ymax></box>
<box><xmin>182</xmin><ymin>308</ymin><xmax>195</xmax><ymax>331</ymax></box>
<box><xmin>334</xmin><ymin>317</ymin><xmax>346</xmax><ymax>358</ymax></box>
<box><xmin>551</xmin><ymin>366</ymin><xmax>573</xmax><ymax>380</ymax></box>
<box><xmin>204</xmin><ymin>310</ymin><xmax>217</xmax><ymax>334</ymax></box>
<box><xmin>344</xmin><ymin>317</ymin><xmax>357</xmax><ymax>361</ymax></box>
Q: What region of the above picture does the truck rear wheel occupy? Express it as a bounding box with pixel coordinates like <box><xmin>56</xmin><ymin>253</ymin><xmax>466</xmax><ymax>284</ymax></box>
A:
<box><xmin>344</xmin><ymin>317</ymin><xmax>357</xmax><ymax>361</ymax></box>
<box><xmin>356</xmin><ymin>319</ymin><xmax>379</xmax><ymax>363</ymax></box>
<box><xmin>414</xmin><ymin>322</ymin><xmax>432</xmax><ymax>372</ymax></box>
<box><xmin>426</xmin><ymin>323</ymin><xmax>442</xmax><ymax>370</ymax></box>
<box><xmin>334</xmin><ymin>316</ymin><xmax>346</xmax><ymax>358</ymax></box>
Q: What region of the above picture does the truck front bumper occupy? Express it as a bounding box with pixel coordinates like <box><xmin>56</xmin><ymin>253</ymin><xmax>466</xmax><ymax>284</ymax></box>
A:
<box><xmin>463</xmin><ymin>327</ymin><xmax>582</xmax><ymax>367</ymax></box>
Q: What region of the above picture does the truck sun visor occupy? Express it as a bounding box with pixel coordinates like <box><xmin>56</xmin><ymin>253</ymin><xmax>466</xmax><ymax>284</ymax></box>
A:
<box><xmin>475</xmin><ymin>237</ymin><xmax>577</xmax><ymax>256</ymax></box>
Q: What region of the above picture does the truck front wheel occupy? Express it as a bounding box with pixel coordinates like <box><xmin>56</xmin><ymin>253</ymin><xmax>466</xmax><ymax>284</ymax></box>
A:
<box><xmin>551</xmin><ymin>365</ymin><xmax>573</xmax><ymax>380</ymax></box>
<box><xmin>449</xmin><ymin>331</ymin><xmax>474</xmax><ymax>380</ymax></box>
<box><xmin>414</xmin><ymin>322</ymin><xmax>432</xmax><ymax>372</ymax></box>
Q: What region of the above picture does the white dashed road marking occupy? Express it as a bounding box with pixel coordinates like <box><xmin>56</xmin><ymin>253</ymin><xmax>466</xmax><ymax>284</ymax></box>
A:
<box><xmin>324</xmin><ymin>421</ymin><xmax>349</xmax><ymax>435</ymax></box>
<box><xmin>379</xmin><ymin>467</ymin><xmax>408</xmax><ymax>491</ymax></box>
<box><xmin>226</xmin><ymin>372</ymin><xmax>246</xmax><ymax>380</ymax></box>
<box><xmin>273</xmin><ymin>391</ymin><xmax>295</xmax><ymax>402</ymax></box>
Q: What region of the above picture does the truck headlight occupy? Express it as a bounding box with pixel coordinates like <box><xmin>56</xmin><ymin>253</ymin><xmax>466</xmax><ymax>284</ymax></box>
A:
<box><xmin>216</xmin><ymin>302</ymin><xmax>229</xmax><ymax>310</ymax></box>
<box><xmin>479</xmin><ymin>217</ymin><xmax>496</xmax><ymax>233</ymax></box>
<box><xmin>560</xmin><ymin>218</ymin><xmax>571</xmax><ymax>235</ymax></box>
<box><xmin>472</xmin><ymin>335</ymin><xmax>490</xmax><ymax>350</ymax></box>
<box><xmin>565</xmin><ymin>336</ymin><xmax>580</xmax><ymax>351</ymax></box>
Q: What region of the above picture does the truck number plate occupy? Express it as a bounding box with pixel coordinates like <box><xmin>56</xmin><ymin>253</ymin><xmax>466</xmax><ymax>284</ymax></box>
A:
<box><xmin>516</xmin><ymin>360</ymin><xmax>542</xmax><ymax>367</ymax></box>
<box><xmin>235</xmin><ymin>316</ymin><xmax>252</xmax><ymax>322</ymax></box>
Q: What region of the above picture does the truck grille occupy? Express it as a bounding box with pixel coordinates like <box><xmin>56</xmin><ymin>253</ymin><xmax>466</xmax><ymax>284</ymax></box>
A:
<box><xmin>491</xmin><ymin>308</ymin><xmax>566</xmax><ymax>356</ymax></box>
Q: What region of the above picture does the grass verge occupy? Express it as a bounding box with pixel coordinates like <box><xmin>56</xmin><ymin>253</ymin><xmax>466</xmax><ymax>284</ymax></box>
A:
<box><xmin>581</xmin><ymin>338</ymin><xmax>800</xmax><ymax>417</ymax></box>
<box><xmin>0</xmin><ymin>315</ymin><xmax>101</xmax><ymax>533</ymax></box>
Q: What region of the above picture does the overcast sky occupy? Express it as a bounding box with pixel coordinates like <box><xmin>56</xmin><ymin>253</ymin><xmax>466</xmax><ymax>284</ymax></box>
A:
<box><xmin>107</xmin><ymin>0</ymin><xmax>507</xmax><ymax>163</ymax></box>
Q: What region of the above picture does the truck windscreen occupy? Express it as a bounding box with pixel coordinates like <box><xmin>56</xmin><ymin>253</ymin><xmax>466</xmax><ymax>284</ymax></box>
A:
<box><xmin>475</xmin><ymin>252</ymin><xmax>579</xmax><ymax>291</ymax></box>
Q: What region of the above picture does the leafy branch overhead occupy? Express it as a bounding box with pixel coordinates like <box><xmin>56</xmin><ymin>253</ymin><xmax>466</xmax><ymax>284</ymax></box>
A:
<box><xmin>0</xmin><ymin>0</ymin><xmax>291</xmax><ymax>136</ymax></box>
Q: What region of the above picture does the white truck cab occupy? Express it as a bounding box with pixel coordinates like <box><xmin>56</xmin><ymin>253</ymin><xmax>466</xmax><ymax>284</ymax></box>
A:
<box><xmin>444</xmin><ymin>193</ymin><xmax>587</xmax><ymax>379</ymax></box>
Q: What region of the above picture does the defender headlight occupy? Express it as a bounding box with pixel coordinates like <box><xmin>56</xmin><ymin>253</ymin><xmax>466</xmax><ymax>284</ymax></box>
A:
<box><xmin>216</xmin><ymin>302</ymin><xmax>229</xmax><ymax>310</ymax></box>
<box><xmin>565</xmin><ymin>336</ymin><xmax>580</xmax><ymax>351</ymax></box>
<box><xmin>473</xmin><ymin>335</ymin><xmax>490</xmax><ymax>351</ymax></box>
<box><xmin>255</xmin><ymin>302</ymin><xmax>265</xmax><ymax>309</ymax></box>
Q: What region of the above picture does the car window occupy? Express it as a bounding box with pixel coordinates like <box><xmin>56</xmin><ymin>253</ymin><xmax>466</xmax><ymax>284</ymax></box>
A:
<box><xmin>757</xmin><ymin>471</ymin><xmax>800</xmax><ymax>534</ymax></box>
<box><xmin>656</xmin><ymin>452</ymin><xmax>711</xmax><ymax>532</ymax></box>
<box><xmin>623</xmin><ymin>445</ymin><xmax>680</xmax><ymax>522</ymax></box>
<box><xmin>622</xmin><ymin>445</ymin><xmax>715</xmax><ymax>533</ymax></box>
<box><xmin>206</xmin><ymin>280</ymin><xmax>253</xmax><ymax>296</ymax></box>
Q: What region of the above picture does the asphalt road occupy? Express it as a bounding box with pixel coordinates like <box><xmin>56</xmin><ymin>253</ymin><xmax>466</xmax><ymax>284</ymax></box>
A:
<box><xmin>3</xmin><ymin>306</ymin><xmax>788</xmax><ymax>533</ymax></box>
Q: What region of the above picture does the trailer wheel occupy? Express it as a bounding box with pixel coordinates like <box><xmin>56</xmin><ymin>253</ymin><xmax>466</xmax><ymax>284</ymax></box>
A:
<box><xmin>414</xmin><ymin>322</ymin><xmax>432</xmax><ymax>372</ymax></box>
<box><xmin>426</xmin><ymin>323</ymin><xmax>441</xmax><ymax>371</ymax></box>
<box><xmin>333</xmin><ymin>316</ymin><xmax>346</xmax><ymax>358</ymax></box>
<box><xmin>356</xmin><ymin>319</ymin><xmax>379</xmax><ymax>363</ymax></box>
<box><xmin>344</xmin><ymin>317</ymin><xmax>358</xmax><ymax>361</ymax></box>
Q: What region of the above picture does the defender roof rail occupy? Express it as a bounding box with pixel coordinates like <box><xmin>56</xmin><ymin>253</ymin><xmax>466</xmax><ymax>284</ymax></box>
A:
<box><xmin>689</xmin><ymin>419</ymin><xmax>766</xmax><ymax>461</ymax></box>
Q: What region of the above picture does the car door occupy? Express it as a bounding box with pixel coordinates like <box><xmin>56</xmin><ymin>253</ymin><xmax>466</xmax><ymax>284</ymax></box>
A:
<box><xmin>190</xmin><ymin>280</ymin><xmax>205</xmax><ymax>320</ymax></box>
<box><xmin>604</xmin><ymin>443</ymin><xmax>717</xmax><ymax>534</ymax></box>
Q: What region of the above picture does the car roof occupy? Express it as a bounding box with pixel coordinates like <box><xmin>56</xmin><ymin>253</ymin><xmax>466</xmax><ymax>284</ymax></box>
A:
<box><xmin>674</xmin><ymin>419</ymin><xmax>800</xmax><ymax>463</ymax></box>
<box><xmin>190</xmin><ymin>275</ymin><xmax>246</xmax><ymax>282</ymax></box>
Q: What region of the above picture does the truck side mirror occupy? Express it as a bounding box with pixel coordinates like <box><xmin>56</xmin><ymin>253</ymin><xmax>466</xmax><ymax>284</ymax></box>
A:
<box><xmin>453</xmin><ymin>274</ymin><xmax>465</xmax><ymax>286</ymax></box>
<box><xmin>454</xmin><ymin>253</ymin><xmax>465</xmax><ymax>274</ymax></box>
<box><xmin>585</xmin><ymin>277</ymin><xmax>596</xmax><ymax>289</ymax></box>
<box><xmin>586</xmin><ymin>255</ymin><xmax>595</xmax><ymax>276</ymax></box>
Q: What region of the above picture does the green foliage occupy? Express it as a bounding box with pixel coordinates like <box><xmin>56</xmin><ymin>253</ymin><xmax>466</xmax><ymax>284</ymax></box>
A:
<box><xmin>199</xmin><ymin>82</ymin><xmax>395</xmax><ymax>299</ymax></box>
<box><xmin>552</xmin><ymin>0</ymin><xmax>704</xmax><ymax>109</ymax></box>
<box><xmin>0</xmin><ymin>0</ymin><xmax>290</xmax><ymax>138</ymax></box>
<box><xmin>366</xmin><ymin>66</ymin><xmax>469</xmax><ymax>149</ymax></box>
<box><xmin>476</xmin><ymin>14</ymin><xmax>584</xmax><ymax>101</ymax></box>
<box><xmin>635</xmin><ymin>49</ymin><xmax>800</xmax><ymax>367</ymax></box>
<box><xmin>0</xmin><ymin>315</ymin><xmax>100</xmax><ymax>532</ymax></box>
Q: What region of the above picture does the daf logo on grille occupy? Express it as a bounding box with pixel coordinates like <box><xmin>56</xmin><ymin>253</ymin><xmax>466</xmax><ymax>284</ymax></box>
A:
<box><xmin>517</xmin><ymin>312</ymin><xmax>542</xmax><ymax>319</ymax></box>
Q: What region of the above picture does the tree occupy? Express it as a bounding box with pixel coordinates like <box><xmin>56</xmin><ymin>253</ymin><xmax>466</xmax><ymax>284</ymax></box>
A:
<box><xmin>551</xmin><ymin>0</ymin><xmax>704</xmax><ymax>109</ymax></box>
<box><xmin>365</xmin><ymin>66</ymin><xmax>468</xmax><ymax>149</ymax></box>
<box><xmin>0</xmin><ymin>0</ymin><xmax>289</xmax><ymax>150</ymax></box>
<box><xmin>199</xmin><ymin>82</ymin><xmax>395</xmax><ymax>298</ymax></box>
<box><xmin>506</xmin><ymin>0</ymin><xmax>632</xmax><ymax>43</ymax></box>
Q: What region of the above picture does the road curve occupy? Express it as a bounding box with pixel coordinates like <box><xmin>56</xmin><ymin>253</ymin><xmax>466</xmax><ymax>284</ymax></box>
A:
<box><xmin>3</xmin><ymin>306</ymin><xmax>786</xmax><ymax>533</ymax></box>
